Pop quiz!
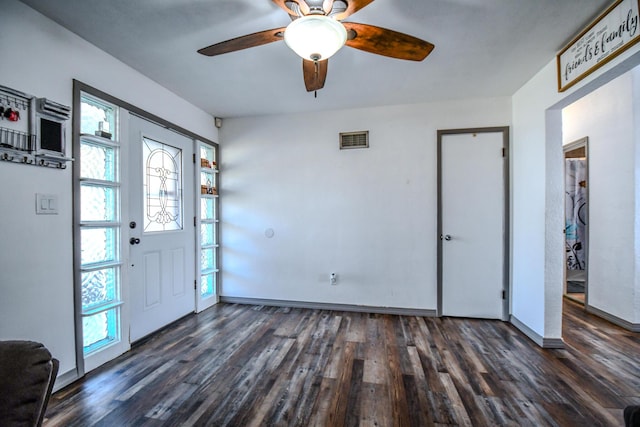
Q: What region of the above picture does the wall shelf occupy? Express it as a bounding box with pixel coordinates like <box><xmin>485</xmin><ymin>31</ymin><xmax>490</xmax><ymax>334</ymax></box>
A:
<box><xmin>0</xmin><ymin>84</ymin><xmax>72</xmax><ymax>169</ymax></box>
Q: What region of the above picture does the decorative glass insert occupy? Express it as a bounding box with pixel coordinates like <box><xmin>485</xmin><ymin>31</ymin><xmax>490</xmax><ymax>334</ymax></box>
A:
<box><xmin>201</xmin><ymin>273</ymin><xmax>215</xmax><ymax>297</ymax></box>
<box><xmin>81</xmin><ymin>227</ymin><xmax>117</xmax><ymax>265</ymax></box>
<box><xmin>81</xmin><ymin>267</ymin><xmax>118</xmax><ymax>311</ymax></box>
<box><xmin>81</xmin><ymin>184</ymin><xmax>116</xmax><ymax>222</ymax></box>
<box><xmin>201</xmin><ymin>247</ymin><xmax>216</xmax><ymax>271</ymax></box>
<box><xmin>201</xmin><ymin>223</ymin><xmax>215</xmax><ymax>246</ymax></box>
<box><xmin>201</xmin><ymin>198</ymin><xmax>216</xmax><ymax>220</ymax></box>
<box><xmin>83</xmin><ymin>307</ymin><xmax>119</xmax><ymax>354</ymax></box>
<box><xmin>143</xmin><ymin>137</ymin><xmax>183</xmax><ymax>233</ymax></box>
<box><xmin>200</xmin><ymin>144</ymin><xmax>215</xmax><ymax>165</ymax></box>
<box><xmin>81</xmin><ymin>96</ymin><xmax>116</xmax><ymax>140</ymax></box>
<box><xmin>81</xmin><ymin>141</ymin><xmax>116</xmax><ymax>181</ymax></box>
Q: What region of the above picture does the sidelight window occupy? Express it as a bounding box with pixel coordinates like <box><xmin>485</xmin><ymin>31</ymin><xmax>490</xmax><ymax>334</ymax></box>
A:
<box><xmin>198</xmin><ymin>143</ymin><xmax>218</xmax><ymax>300</ymax></box>
<box><xmin>77</xmin><ymin>94</ymin><xmax>122</xmax><ymax>355</ymax></box>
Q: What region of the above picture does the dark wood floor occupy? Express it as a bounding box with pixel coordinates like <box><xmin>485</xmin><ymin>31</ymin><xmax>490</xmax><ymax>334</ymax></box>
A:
<box><xmin>44</xmin><ymin>299</ymin><xmax>640</xmax><ymax>426</ymax></box>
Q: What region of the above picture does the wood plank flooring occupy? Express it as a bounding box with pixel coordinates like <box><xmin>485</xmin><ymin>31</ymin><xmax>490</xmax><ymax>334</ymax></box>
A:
<box><xmin>44</xmin><ymin>299</ymin><xmax>640</xmax><ymax>426</ymax></box>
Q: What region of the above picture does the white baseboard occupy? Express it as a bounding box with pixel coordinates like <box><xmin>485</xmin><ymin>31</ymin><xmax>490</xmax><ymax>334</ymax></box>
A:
<box><xmin>587</xmin><ymin>305</ymin><xmax>640</xmax><ymax>332</ymax></box>
<box><xmin>53</xmin><ymin>367</ymin><xmax>79</xmax><ymax>392</ymax></box>
<box><xmin>510</xmin><ymin>315</ymin><xmax>565</xmax><ymax>349</ymax></box>
<box><xmin>219</xmin><ymin>296</ymin><xmax>437</xmax><ymax>317</ymax></box>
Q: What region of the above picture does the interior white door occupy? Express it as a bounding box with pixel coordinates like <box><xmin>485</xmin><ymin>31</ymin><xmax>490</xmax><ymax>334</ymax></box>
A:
<box><xmin>440</xmin><ymin>131</ymin><xmax>505</xmax><ymax>319</ymax></box>
<box><xmin>128</xmin><ymin>115</ymin><xmax>196</xmax><ymax>342</ymax></box>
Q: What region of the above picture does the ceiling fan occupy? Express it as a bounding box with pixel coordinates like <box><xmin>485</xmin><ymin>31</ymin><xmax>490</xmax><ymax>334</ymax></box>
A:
<box><xmin>197</xmin><ymin>0</ymin><xmax>435</xmax><ymax>93</ymax></box>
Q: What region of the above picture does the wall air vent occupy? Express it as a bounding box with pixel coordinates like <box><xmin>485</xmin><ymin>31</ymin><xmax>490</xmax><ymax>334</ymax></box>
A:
<box><xmin>36</xmin><ymin>98</ymin><xmax>71</xmax><ymax>120</ymax></box>
<box><xmin>340</xmin><ymin>131</ymin><xmax>369</xmax><ymax>150</ymax></box>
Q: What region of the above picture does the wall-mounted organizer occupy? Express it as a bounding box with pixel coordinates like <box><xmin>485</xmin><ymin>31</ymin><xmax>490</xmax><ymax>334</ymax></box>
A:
<box><xmin>0</xmin><ymin>84</ymin><xmax>72</xmax><ymax>169</ymax></box>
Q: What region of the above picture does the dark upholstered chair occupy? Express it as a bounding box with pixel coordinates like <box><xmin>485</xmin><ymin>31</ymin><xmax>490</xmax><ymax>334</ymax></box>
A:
<box><xmin>0</xmin><ymin>341</ymin><xmax>59</xmax><ymax>427</ymax></box>
<box><xmin>626</xmin><ymin>405</ymin><xmax>640</xmax><ymax>427</ymax></box>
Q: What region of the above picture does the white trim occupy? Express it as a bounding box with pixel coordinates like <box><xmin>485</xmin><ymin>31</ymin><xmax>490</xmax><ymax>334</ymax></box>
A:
<box><xmin>220</xmin><ymin>296</ymin><xmax>437</xmax><ymax>317</ymax></box>
<box><xmin>587</xmin><ymin>304</ymin><xmax>640</xmax><ymax>332</ymax></box>
<box><xmin>510</xmin><ymin>315</ymin><xmax>565</xmax><ymax>348</ymax></box>
<box><xmin>52</xmin><ymin>368</ymin><xmax>80</xmax><ymax>393</ymax></box>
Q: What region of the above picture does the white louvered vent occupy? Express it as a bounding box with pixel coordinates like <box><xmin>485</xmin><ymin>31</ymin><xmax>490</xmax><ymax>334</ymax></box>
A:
<box><xmin>36</xmin><ymin>98</ymin><xmax>71</xmax><ymax>120</ymax></box>
<box><xmin>340</xmin><ymin>131</ymin><xmax>369</xmax><ymax>149</ymax></box>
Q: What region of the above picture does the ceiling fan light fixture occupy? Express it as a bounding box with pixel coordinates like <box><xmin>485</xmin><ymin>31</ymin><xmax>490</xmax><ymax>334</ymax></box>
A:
<box><xmin>284</xmin><ymin>15</ymin><xmax>347</xmax><ymax>61</ymax></box>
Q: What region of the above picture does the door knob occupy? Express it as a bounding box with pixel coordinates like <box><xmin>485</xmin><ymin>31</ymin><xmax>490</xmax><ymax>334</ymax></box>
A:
<box><xmin>444</xmin><ymin>234</ymin><xmax>452</xmax><ymax>241</ymax></box>
<box><xmin>129</xmin><ymin>237</ymin><xmax>141</xmax><ymax>245</ymax></box>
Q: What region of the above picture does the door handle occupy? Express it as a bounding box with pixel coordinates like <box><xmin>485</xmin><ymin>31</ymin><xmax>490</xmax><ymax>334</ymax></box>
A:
<box><xmin>129</xmin><ymin>237</ymin><xmax>141</xmax><ymax>245</ymax></box>
<box><xmin>441</xmin><ymin>234</ymin><xmax>452</xmax><ymax>241</ymax></box>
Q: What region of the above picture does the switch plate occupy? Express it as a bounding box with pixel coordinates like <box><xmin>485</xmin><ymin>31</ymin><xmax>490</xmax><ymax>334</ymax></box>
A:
<box><xmin>36</xmin><ymin>193</ymin><xmax>59</xmax><ymax>215</ymax></box>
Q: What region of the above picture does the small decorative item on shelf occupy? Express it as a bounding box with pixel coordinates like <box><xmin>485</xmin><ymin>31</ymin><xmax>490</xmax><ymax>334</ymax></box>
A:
<box><xmin>201</xmin><ymin>179</ymin><xmax>216</xmax><ymax>195</ymax></box>
<box><xmin>211</xmin><ymin>160</ymin><xmax>217</xmax><ymax>169</ymax></box>
<box><xmin>200</xmin><ymin>158</ymin><xmax>211</xmax><ymax>168</ymax></box>
<box><xmin>95</xmin><ymin>121</ymin><xmax>112</xmax><ymax>139</ymax></box>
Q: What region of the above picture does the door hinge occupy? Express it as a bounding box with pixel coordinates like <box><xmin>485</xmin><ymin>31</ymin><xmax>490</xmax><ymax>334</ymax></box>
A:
<box><xmin>193</xmin><ymin>153</ymin><xmax>196</xmax><ymax>164</ymax></box>
<box><xmin>502</xmin><ymin>290</ymin><xmax>506</xmax><ymax>300</ymax></box>
<box><xmin>194</xmin><ymin>279</ymin><xmax>197</xmax><ymax>290</ymax></box>
<box><xmin>502</xmin><ymin>148</ymin><xmax>506</xmax><ymax>157</ymax></box>
<box><xmin>194</xmin><ymin>216</ymin><xmax>197</xmax><ymax>227</ymax></box>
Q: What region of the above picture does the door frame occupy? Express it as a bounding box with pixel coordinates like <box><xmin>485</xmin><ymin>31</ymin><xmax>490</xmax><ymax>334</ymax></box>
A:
<box><xmin>72</xmin><ymin>80</ymin><xmax>219</xmax><ymax>377</ymax></box>
<box><xmin>436</xmin><ymin>126</ymin><xmax>510</xmax><ymax>320</ymax></box>
<box><xmin>563</xmin><ymin>136</ymin><xmax>589</xmax><ymax>307</ymax></box>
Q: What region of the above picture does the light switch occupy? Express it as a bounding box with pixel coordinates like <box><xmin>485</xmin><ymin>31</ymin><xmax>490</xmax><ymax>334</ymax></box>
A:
<box><xmin>36</xmin><ymin>193</ymin><xmax>59</xmax><ymax>215</ymax></box>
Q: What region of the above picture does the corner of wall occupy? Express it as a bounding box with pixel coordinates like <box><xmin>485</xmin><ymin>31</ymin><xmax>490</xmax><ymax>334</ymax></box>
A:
<box><xmin>633</xmin><ymin>66</ymin><xmax>640</xmax><ymax>324</ymax></box>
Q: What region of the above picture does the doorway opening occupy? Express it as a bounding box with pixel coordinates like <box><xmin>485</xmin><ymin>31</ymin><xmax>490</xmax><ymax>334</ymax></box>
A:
<box><xmin>554</xmin><ymin>58</ymin><xmax>640</xmax><ymax>335</ymax></box>
<box><xmin>563</xmin><ymin>137</ymin><xmax>588</xmax><ymax>305</ymax></box>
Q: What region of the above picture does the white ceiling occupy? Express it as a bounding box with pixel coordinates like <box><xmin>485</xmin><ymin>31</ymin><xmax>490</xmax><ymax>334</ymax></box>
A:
<box><xmin>20</xmin><ymin>0</ymin><xmax>611</xmax><ymax>118</ymax></box>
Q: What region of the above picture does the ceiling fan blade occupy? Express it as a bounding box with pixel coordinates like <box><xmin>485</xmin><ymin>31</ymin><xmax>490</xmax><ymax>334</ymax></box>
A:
<box><xmin>303</xmin><ymin>59</ymin><xmax>328</xmax><ymax>92</ymax></box>
<box><xmin>272</xmin><ymin>0</ymin><xmax>297</xmax><ymax>16</ymax></box>
<box><xmin>293</xmin><ymin>0</ymin><xmax>311</xmax><ymax>15</ymax></box>
<box><xmin>197</xmin><ymin>27</ymin><xmax>286</xmax><ymax>56</ymax></box>
<box><xmin>333</xmin><ymin>0</ymin><xmax>374</xmax><ymax>20</ymax></box>
<box><xmin>272</xmin><ymin>0</ymin><xmax>309</xmax><ymax>16</ymax></box>
<box><xmin>343</xmin><ymin>22</ymin><xmax>434</xmax><ymax>61</ymax></box>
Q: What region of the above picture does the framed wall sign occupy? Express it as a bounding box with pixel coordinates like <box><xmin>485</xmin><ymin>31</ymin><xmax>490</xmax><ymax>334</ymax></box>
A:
<box><xmin>557</xmin><ymin>0</ymin><xmax>640</xmax><ymax>92</ymax></box>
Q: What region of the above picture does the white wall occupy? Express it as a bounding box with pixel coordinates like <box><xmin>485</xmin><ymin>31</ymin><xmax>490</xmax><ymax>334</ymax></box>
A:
<box><xmin>220</xmin><ymin>98</ymin><xmax>511</xmax><ymax>310</ymax></box>
<box><xmin>512</xmin><ymin>43</ymin><xmax>640</xmax><ymax>341</ymax></box>
<box><xmin>0</xmin><ymin>0</ymin><xmax>217</xmax><ymax>378</ymax></box>
<box><xmin>634</xmin><ymin>67</ymin><xmax>640</xmax><ymax>325</ymax></box>
<box><xmin>562</xmin><ymin>71</ymin><xmax>637</xmax><ymax>323</ymax></box>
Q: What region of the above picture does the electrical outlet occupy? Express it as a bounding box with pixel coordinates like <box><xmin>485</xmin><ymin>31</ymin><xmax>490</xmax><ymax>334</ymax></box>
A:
<box><xmin>330</xmin><ymin>272</ymin><xmax>337</xmax><ymax>285</ymax></box>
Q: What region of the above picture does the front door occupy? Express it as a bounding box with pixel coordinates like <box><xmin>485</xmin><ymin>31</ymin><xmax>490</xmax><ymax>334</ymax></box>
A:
<box><xmin>128</xmin><ymin>115</ymin><xmax>196</xmax><ymax>342</ymax></box>
<box><xmin>438</xmin><ymin>128</ymin><xmax>508</xmax><ymax>319</ymax></box>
